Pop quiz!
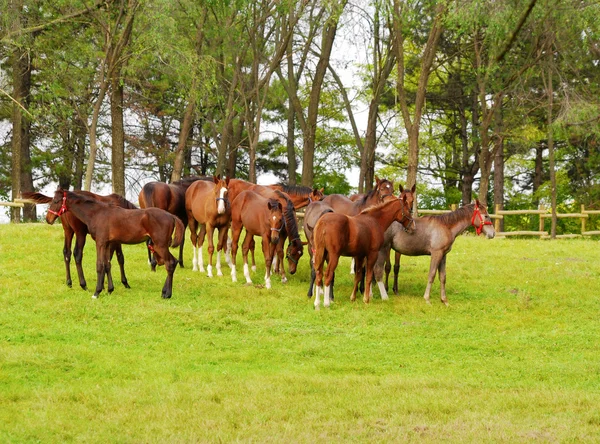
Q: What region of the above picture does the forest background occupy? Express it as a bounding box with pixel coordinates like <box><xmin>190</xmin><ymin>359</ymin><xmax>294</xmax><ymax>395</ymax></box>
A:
<box><xmin>1</xmin><ymin>0</ymin><xmax>599</xmax><ymax>234</ymax></box>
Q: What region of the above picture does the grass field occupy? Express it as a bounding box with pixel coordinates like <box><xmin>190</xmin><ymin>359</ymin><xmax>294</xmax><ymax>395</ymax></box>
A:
<box><xmin>1</xmin><ymin>221</ymin><xmax>599</xmax><ymax>442</ymax></box>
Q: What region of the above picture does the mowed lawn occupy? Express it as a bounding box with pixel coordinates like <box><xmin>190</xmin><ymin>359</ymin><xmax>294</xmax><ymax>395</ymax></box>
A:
<box><xmin>1</xmin><ymin>221</ymin><xmax>599</xmax><ymax>442</ymax></box>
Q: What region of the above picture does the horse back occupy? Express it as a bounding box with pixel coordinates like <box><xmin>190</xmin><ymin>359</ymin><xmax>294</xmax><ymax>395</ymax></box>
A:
<box><xmin>322</xmin><ymin>194</ymin><xmax>359</xmax><ymax>216</ymax></box>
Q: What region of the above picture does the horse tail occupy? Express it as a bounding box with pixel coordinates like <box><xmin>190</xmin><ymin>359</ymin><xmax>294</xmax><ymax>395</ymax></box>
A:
<box><xmin>313</xmin><ymin>218</ymin><xmax>327</xmax><ymax>269</ymax></box>
<box><xmin>170</xmin><ymin>215</ymin><xmax>185</xmax><ymax>248</ymax></box>
<box><xmin>21</xmin><ymin>191</ymin><xmax>52</xmax><ymax>204</ymax></box>
<box><xmin>140</xmin><ymin>183</ymin><xmax>155</xmax><ymax>209</ymax></box>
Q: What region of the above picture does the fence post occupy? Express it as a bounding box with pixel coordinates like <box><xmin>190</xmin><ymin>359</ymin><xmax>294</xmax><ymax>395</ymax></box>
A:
<box><xmin>581</xmin><ymin>204</ymin><xmax>586</xmax><ymax>234</ymax></box>
<box><xmin>539</xmin><ymin>205</ymin><xmax>545</xmax><ymax>236</ymax></box>
<box><xmin>494</xmin><ymin>204</ymin><xmax>501</xmax><ymax>232</ymax></box>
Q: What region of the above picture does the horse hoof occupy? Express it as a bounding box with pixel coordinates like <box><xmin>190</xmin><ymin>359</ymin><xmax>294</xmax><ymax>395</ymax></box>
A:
<box><xmin>314</xmin><ymin>305</ymin><xmax>320</xmax><ymax>311</ymax></box>
<box><xmin>92</xmin><ymin>294</ymin><xmax>98</xmax><ymax>299</ymax></box>
<box><xmin>66</xmin><ymin>281</ymin><xmax>72</xmax><ymax>288</ymax></box>
<box><xmin>123</xmin><ymin>282</ymin><xmax>131</xmax><ymax>289</ymax></box>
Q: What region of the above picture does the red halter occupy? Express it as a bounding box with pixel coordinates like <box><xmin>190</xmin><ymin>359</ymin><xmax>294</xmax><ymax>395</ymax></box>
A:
<box><xmin>471</xmin><ymin>205</ymin><xmax>493</xmax><ymax>235</ymax></box>
<box><xmin>48</xmin><ymin>191</ymin><xmax>68</xmax><ymax>217</ymax></box>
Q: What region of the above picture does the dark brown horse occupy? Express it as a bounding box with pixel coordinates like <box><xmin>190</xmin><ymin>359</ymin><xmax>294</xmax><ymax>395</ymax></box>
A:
<box><xmin>45</xmin><ymin>189</ymin><xmax>184</xmax><ymax>299</ymax></box>
<box><xmin>312</xmin><ymin>195</ymin><xmax>413</xmax><ymax>309</ymax></box>
<box><xmin>229</xmin><ymin>190</ymin><xmax>284</xmax><ymax>289</ymax></box>
<box><xmin>22</xmin><ymin>190</ymin><xmax>136</xmax><ymax>290</ymax></box>
<box><xmin>374</xmin><ymin>200</ymin><xmax>495</xmax><ymax>305</ymax></box>
<box><xmin>138</xmin><ymin>176</ymin><xmax>210</xmax><ymax>270</ymax></box>
<box><xmin>267</xmin><ymin>183</ymin><xmax>324</xmax><ymax>209</ymax></box>
<box><xmin>185</xmin><ymin>175</ymin><xmax>231</xmax><ymax>278</ymax></box>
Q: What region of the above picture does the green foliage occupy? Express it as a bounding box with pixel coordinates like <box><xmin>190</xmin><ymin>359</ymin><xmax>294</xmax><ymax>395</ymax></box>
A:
<box><xmin>2</xmin><ymin>223</ymin><xmax>600</xmax><ymax>441</ymax></box>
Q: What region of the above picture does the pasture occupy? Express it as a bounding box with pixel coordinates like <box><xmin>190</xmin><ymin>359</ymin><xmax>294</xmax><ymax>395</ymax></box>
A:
<box><xmin>1</xmin><ymin>222</ymin><xmax>599</xmax><ymax>442</ymax></box>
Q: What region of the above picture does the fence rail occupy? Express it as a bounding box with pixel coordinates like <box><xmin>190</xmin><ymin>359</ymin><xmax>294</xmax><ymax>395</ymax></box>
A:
<box><xmin>4</xmin><ymin>198</ymin><xmax>600</xmax><ymax>238</ymax></box>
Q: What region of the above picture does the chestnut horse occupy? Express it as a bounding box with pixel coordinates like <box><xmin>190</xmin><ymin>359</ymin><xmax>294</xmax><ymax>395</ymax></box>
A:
<box><xmin>374</xmin><ymin>200</ymin><xmax>495</xmax><ymax>305</ymax></box>
<box><xmin>312</xmin><ymin>195</ymin><xmax>414</xmax><ymax>309</ymax></box>
<box><xmin>303</xmin><ymin>200</ymin><xmax>334</xmax><ymax>299</ymax></box>
<box><xmin>45</xmin><ymin>189</ymin><xmax>184</xmax><ymax>299</ymax></box>
<box><xmin>139</xmin><ymin>176</ymin><xmax>210</xmax><ymax>270</ymax></box>
<box><xmin>22</xmin><ymin>190</ymin><xmax>136</xmax><ymax>290</ymax></box>
<box><xmin>229</xmin><ymin>190</ymin><xmax>284</xmax><ymax>289</ymax></box>
<box><xmin>185</xmin><ymin>175</ymin><xmax>231</xmax><ymax>278</ymax></box>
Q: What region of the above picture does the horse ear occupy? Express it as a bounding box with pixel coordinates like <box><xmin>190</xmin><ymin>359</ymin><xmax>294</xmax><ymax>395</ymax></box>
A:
<box><xmin>411</xmin><ymin>184</ymin><xmax>416</xmax><ymax>193</ymax></box>
<box><xmin>375</xmin><ymin>176</ymin><xmax>381</xmax><ymax>186</ymax></box>
<box><xmin>213</xmin><ymin>175</ymin><xmax>219</xmax><ymax>184</ymax></box>
<box><xmin>278</xmin><ymin>202</ymin><xmax>283</xmax><ymax>211</ymax></box>
<box><xmin>398</xmin><ymin>183</ymin><xmax>404</xmax><ymax>193</ymax></box>
<box><xmin>475</xmin><ymin>199</ymin><xmax>481</xmax><ymax>207</ymax></box>
<box><xmin>225</xmin><ymin>176</ymin><xmax>231</xmax><ymax>186</ymax></box>
<box><xmin>319</xmin><ymin>187</ymin><xmax>324</xmax><ymax>194</ymax></box>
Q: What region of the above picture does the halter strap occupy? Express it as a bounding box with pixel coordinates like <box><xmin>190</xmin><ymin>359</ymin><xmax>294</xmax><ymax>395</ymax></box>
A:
<box><xmin>471</xmin><ymin>206</ymin><xmax>493</xmax><ymax>235</ymax></box>
<box><xmin>286</xmin><ymin>237</ymin><xmax>302</xmax><ymax>264</ymax></box>
<box><xmin>48</xmin><ymin>191</ymin><xmax>68</xmax><ymax>217</ymax></box>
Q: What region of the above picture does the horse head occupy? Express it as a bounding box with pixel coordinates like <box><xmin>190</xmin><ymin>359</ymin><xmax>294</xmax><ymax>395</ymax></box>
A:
<box><xmin>267</xmin><ymin>199</ymin><xmax>284</xmax><ymax>245</ymax></box>
<box><xmin>213</xmin><ymin>175</ymin><xmax>230</xmax><ymax>215</ymax></box>
<box><xmin>472</xmin><ymin>199</ymin><xmax>495</xmax><ymax>239</ymax></box>
<box><xmin>285</xmin><ymin>238</ymin><xmax>305</xmax><ymax>275</ymax></box>
<box><xmin>309</xmin><ymin>187</ymin><xmax>325</xmax><ymax>203</ymax></box>
<box><xmin>395</xmin><ymin>193</ymin><xmax>415</xmax><ymax>232</ymax></box>
<box><xmin>375</xmin><ymin>177</ymin><xmax>395</xmax><ymax>202</ymax></box>
<box><xmin>398</xmin><ymin>183</ymin><xmax>416</xmax><ymax>213</ymax></box>
<box><xmin>47</xmin><ymin>188</ymin><xmax>69</xmax><ymax>224</ymax></box>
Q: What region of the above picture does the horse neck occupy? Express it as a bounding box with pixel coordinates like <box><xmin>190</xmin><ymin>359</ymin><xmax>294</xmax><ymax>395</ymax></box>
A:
<box><xmin>445</xmin><ymin>204</ymin><xmax>476</xmax><ymax>240</ymax></box>
<box><xmin>65</xmin><ymin>196</ymin><xmax>100</xmax><ymax>226</ymax></box>
<box><xmin>362</xmin><ymin>200</ymin><xmax>403</xmax><ymax>232</ymax></box>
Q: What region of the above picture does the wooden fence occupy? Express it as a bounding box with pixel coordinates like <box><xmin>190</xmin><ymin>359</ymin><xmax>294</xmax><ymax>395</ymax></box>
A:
<box><xmin>4</xmin><ymin>198</ymin><xmax>600</xmax><ymax>238</ymax></box>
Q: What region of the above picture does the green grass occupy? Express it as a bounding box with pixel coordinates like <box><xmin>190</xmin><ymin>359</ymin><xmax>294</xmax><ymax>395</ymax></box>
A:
<box><xmin>1</xmin><ymin>222</ymin><xmax>599</xmax><ymax>442</ymax></box>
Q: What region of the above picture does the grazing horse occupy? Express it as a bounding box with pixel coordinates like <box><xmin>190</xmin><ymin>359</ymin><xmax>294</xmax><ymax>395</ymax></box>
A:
<box><xmin>46</xmin><ymin>189</ymin><xmax>184</xmax><ymax>299</ymax></box>
<box><xmin>22</xmin><ymin>190</ymin><xmax>136</xmax><ymax>290</ymax></box>
<box><xmin>322</xmin><ymin>177</ymin><xmax>394</xmax><ymax>216</ymax></box>
<box><xmin>229</xmin><ymin>190</ymin><xmax>284</xmax><ymax>289</ymax></box>
<box><xmin>185</xmin><ymin>175</ymin><xmax>231</xmax><ymax>278</ymax></box>
<box><xmin>374</xmin><ymin>200</ymin><xmax>495</xmax><ymax>305</ymax></box>
<box><xmin>267</xmin><ymin>183</ymin><xmax>325</xmax><ymax>209</ymax></box>
<box><xmin>312</xmin><ymin>195</ymin><xmax>413</xmax><ymax>309</ymax></box>
<box><xmin>138</xmin><ymin>176</ymin><xmax>210</xmax><ymax>270</ymax></box>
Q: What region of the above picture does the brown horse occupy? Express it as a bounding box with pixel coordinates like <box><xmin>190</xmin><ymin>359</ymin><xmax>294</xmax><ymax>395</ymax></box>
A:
<box><xmin>22</xmin><ymin>190</ymin><xmax>136</xmax><ymax>290</ymax></box>
<box><xmin>267</xmin><ymin>183</ymin><xmax>324</xmax><ymax>209</ymax></box>
<box><xmin>45</xmin><ymin>189</ymin><xmax>184</xmax><ymax>299</ymax></box>
<box><xmin>322</xmin><ymin>177</ymin><xmax>394</xmax><ymax>216</ymax></box>
<box><xmin>229</xmin><ymin>190</ymin><xmax>284</xmax><ymax>289</ymax></box>
<box><xmin>303</xmin><ymin>200</ymin><xmax>334</xmax><ymax>298</ymax></box>
<box><xmin>374</xmin><ymin>200</ymin><xmax>495</xmax><ymax>305</ymax></box>
<box><xmin>185</xmin><ymin>175</ymin><xmax>231</xmax><ymax>278</ymax></box>
<box><xmin>138</xmin><ymin>176</ymin><xmax>210</xmax><ymax>270</ymax></box>
<box><xmin>312</xmin><ymin>195</ymin><xmax>413</xmax><ymax>309</ymax></box>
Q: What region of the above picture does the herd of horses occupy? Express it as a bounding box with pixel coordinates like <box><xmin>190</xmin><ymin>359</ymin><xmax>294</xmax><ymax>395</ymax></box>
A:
<box><xmin>23</xmin><ymin>175</ymin><xmax>495</xmax><ymax>307</ymax></box>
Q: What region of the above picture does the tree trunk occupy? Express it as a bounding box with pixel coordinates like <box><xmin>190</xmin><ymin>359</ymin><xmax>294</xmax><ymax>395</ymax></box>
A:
<box><xmin>532</xmin><ymin>142</ymin><xmax>544</xmax><ymax>204</ymax></box>
<box><xmin>547</xmin><ymin>54</ymin><xmax>557</xmax><ymax>239</ymax></box>
<box><xmin>171</xmin><ymin>100</ymin><xmax>196</xmax><ymax>182</ymax></box>
<box><xmin>110</xmin><ymin>75</ymin><xmax>126</xmax><ymax>196</ymax></box>
<box><xmin>286</xmin><ymin>98</ymin><xmax>297</xmax><ymax>184</ymax></box>
<box><xmin>493</xmin><ymin>110</ymin><xmax>504</xmax><ymax>231</ymax></box>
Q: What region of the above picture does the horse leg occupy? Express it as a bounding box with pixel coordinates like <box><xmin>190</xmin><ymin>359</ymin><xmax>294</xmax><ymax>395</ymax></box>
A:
<box><xmin>349</xmin><ymin>257</ymin><xmax>355</xmax><ymax>275</ymax></box>
<box><xmin>197</xmin><ymin>225</ymin><xmax>207</xmax><ymax>273</ymax></box>
<box><xmin>350</xmin><ymin>257</ymin><xmax>365</xmax><ymax>302</ymax></box>
<box><xmin>113</xmin><ymin>243</ymin><xmax>130</xmax><ymax>289</ymax></box>
<box><xmin>363</xmin><ymin>254</ymin><xmax>378</xmax><ymax>304</ymax></box>
<box><xmin>439</xmin><ymin>255</ymin><xmax>449</xmax><ymax>306</ymax></box>
<box><xmin>393</xmin><ymin>251</ymin><xmax>401</xmax><ymax>295</ymax></box>
<box><xmin>188</xmin><ymin>217</ymin><xmax>200</xmax><ymax>272</ymax></box>
<box><xmin>230</xmin><ymin>223</ymin><xmax>243</xmax><ymax>283</ymax></box>
<box><xmin>374</xmin><ymin>248</ymin><xmax>389</xmax><ymax>301</ymax></box>
<box><xmin>215</xmin><ymin>226</ymin><xmax>227</xmax><ymax>277</ymax></box>
<box><xmin>104</xmin><ymin>247</ymin><xmax>114</xmax><ymax>294</ymax></box>
<box><xmin>93</xmin><ymin>245</ymin><xmax>107</xmax><ymax>299</ymax></box>
<box><xmin>423</xmin><ymin>252</ymin><xmax>443</xmax><ymax>304</ymax></box>
<box><xmin>313</xmin><ymin>250</ymin><xmax>325</xmax><ymax>310</ymax></box>
<box><xmin>178</xmin><ymin>226</ymin><xmax>186</xmax><ymax>268</ymax></box>
<box><xmin>307</xmin><ymin>244</ymin><xmax>315</xmax><ymax>298</ymax></box>
<box><xmin>241</xmin><ymin>231</ymin><xmax>254</xmax><ymax>285</ymax></box>
<box><xmin>146</xmin><ymin>239</ymin><xmax>157</xmax><ymax>272</ymax></box>
<box><xmin>62</xmin><ymin>227</ymin><xmax>74</xmax><ymax>288</ymax></box>
<box><xmin>384</xmin><ymin>250</ymin><xmax>391</xmax><ymax>292</ymax></box>
<box><xmin>160</xmin><ymin>250</ymin><xmax>177</xmax><ymax>299</ymax></box>
<box><xmin>73</xmin><ymin>232</ymin><xmax>88</xmax><ymax>290</ymax></box>
<box><xmin>246</xmin><ymin>237</ymin><xmax>257</xmax><ymax>272</ymax></box>
<box><xmin>206</xmin><ymin>224</ymin><xmax>215</xmax><ymax>278</ymax></box>
<box><xmin>262</xmin><ymin>237</ymin><xmax>273</xmax><ymax>289</ymax></box>
<box><xmin>323</xmin><ymin>254</ymin><xmax>339</xmax><ymax>307</ymax></box>
<box><xmin>277</xmin><ymin>237</ymin><xmax>287</xmax><ymax>283</ymax></box>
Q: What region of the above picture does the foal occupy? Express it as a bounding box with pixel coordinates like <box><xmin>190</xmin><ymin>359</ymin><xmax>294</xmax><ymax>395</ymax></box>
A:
<box><xmin>22</xmin><ymin>190</ymin><xmax>136</xmax><ymax>290</ymax></box>
<box><xmin>229</xmin><ymin>190</ymin><xmax>284</xmax><ymax>289</ymax></box>
<box><xmin>312</xmin><ymin>195</ymin><xmax>413</xmax><ymax>309</ymax></box>
<box><xmin>374</xmin><ymin>200</ymin><xmax>495</xmax><ymax>305</ymax></box>
<box><xmin>46</xmin><ymin>189</ymin><xmax>184</xmax><ymax>299</ymax></box>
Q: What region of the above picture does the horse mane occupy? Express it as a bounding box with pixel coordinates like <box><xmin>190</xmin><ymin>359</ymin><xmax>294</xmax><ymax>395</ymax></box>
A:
<box><xmin>355</xmin><ymin>187</ymin><xmax>380</xmax><ymax>207</ymax></box>
<box><xmin>272</xmin><ymin>183</ymin><xmax>313</xmax><ymax>197</ymax></box>
<box><xmin>172</xmin><ymin>176</ymin><xmax>213</xmax><ymax>187</ymax></box>
<box><xmin>110</xmin><ymin>194</ymin><xmax>138</xmax><ymax>209</ymax></box>
<box><xmin>433</xmin><ymin>203</ymin><xmax>476</xmax><ymax>225</ymax></box>
<box><xmin>358</xmin><ymin>198</ymin><xmax>395</xmax><ymax>215</ymax></box>
<box><xmin>273</xmin><ymin>190</ymin><xmax>302</xmax><ymax>245</ymax></box>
